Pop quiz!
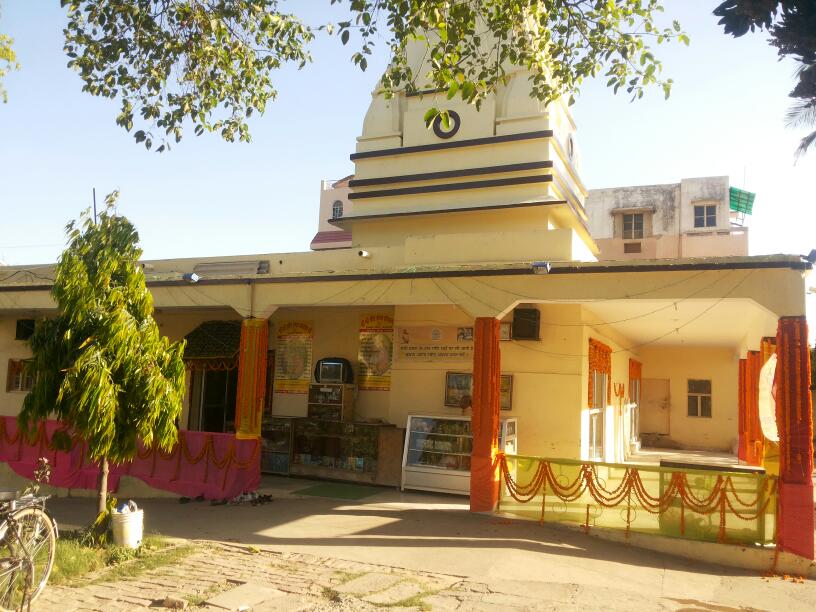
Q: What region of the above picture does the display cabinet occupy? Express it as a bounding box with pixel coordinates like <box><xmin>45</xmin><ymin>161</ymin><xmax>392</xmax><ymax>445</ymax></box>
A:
<box><xmin>307</xmin><ymin>383</ymin><xmax>355</xmax><ymax>421</ymax></box>
<box><xmin>260</xmin><ymin>416</ymin><xmax>296</xmax><ymax>475</ymax></box>
<box><xmin>290</xmin><ymin>418</ymin><xmax>385</xmax><ymax>482</ymax></box>
<box><xmin>401</xmin><ymin>415</ymin><xmax>519</xmax><ymax>495</ymax></box>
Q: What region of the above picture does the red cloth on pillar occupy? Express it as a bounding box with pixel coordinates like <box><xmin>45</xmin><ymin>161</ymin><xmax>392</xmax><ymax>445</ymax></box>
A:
<box><xmin>774</xmin><ymin>316</ymin><xmax>814</xmax><ymax>560</ymax></box>
<box><xmin>746</xmin><ymin>351</ymin><xmax>764</xmax><ymax>466</ymax></box>
<box><xmin>470</xmin><ymin>318</ymin><xmax>501</xmax><ymax>513</ymax></box>
<box><xmin>235</xmin><ymin>318</ymin><xmax>269</xmax><ymax>439</ymax></box>
<box><xmin>738</xmin><ymin>358</ymin><xmax>747</xmax><ymax>462</ymax></box>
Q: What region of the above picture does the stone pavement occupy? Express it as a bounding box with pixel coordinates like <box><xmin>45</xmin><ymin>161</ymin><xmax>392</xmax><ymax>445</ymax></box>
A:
<box><xmin>29</xmin><ymin>540</ymin><xmax>582</xmax><ymax>611</ymax></box>
<box><xmin>33</xmin><ymin>538</ymin><xmax>816</xmax><ymax>612</ymax></box>
<box><xmin>43</xmin><ymin>484</ymin><xmax>816</xmax><ymax>611</ymax></box>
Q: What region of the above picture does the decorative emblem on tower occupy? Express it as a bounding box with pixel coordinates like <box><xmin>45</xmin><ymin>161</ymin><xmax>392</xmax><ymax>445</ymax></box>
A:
<box><xmin>432</xmin><ymin>110</ymin><xmax>461</xmax><ymax>139</ymax></box>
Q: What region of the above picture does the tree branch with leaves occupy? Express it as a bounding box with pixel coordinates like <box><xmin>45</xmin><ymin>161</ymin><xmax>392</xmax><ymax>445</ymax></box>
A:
<box><xmin>53</xmin><ymin>0</ymin><xmax>686</xmax><ymax>151</ymax></box>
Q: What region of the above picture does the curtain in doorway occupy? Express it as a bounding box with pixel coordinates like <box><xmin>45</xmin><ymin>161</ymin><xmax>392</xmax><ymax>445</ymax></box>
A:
<box><xmin>588</xmin><ymin>338</ymin><xmax>612</xmax><ymax>407</ymax></box>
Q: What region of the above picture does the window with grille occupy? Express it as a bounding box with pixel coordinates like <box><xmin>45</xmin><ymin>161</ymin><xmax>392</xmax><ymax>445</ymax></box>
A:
<box><xmin>622</xmin><ymin>213</ymin><xmax>644</xmax><ymax>239</ymax></box>
<box><xmin>687</xmin><ymin>379</ymin><xmax>712</xmax><ymax>417</ymax></box>
<box><xmin>6</xmin><ymin>360</ymin><xmax>34</xmax><ymax>393</ymax></box>
<box><xmin>693</xmin><ymin>205</ymin><xmax>717</xmax><ymax>228</ymax></box>
<box><xmin>331</xmin><ymin>200</ymin><xmax>344</xmax><ymax>219</ymax></box>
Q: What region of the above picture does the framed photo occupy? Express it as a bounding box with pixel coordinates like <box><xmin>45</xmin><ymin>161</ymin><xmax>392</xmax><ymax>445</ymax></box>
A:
<box><xmin>500</xmin><ymin>374</ymin><xmax>513</xmax><ymax>411</ymax></box>
<box><xmin>445</xmin><ymin>372</ymin><xmax>473</xmax><ymax>407</ymax></box>
<box><xmin>456</xmin><ymin>327</ymin><xmax>474</xmax><ymax>341</ymax></box>
<box><xmin>500</xmin><ymin>322</ymin><xmax>511</xmax><ymax>341</ymax></box>
<box><xmin>444</xmin><ymin>372</ymin><xmax>513</xmax><ymax>410</ymax></box>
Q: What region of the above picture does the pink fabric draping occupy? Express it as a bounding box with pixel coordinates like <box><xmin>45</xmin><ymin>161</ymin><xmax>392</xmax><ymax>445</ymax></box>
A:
<box><xmin>0</xmin><ymin>417</ymin><xmax>260</xmax><ymax>500</ymax></box>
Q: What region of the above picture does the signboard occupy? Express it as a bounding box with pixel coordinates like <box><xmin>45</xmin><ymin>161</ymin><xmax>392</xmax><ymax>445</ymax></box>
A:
<box><xmin>395</xmin><ymin>326</ymin><xmax>474</xmax><ymax>362</ymax></box>
<box><xmin>273</xmin><ymin>321</ymin><xmax>313</xmax><ymax>394</ymax></box>
<box><xmin>358</xmin><ymin>314</ymin><xmax>394</xmax><ymax>391</ymax></box>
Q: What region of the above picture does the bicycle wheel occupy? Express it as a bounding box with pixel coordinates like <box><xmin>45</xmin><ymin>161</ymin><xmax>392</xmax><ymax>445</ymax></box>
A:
<box><xmin>0</xmin><ymin>506</ymin><xmax>57</xmax><ymax>611</ymax></box>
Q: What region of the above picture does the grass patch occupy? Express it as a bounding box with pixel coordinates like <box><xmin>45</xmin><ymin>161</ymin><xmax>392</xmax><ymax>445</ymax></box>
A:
<box><xmin>321</xmin><ymin>587</ymin><xmax>342</xmax><ymax>603</ymax></box>
<box><xmin>333</xmin><ymin>570</ymin><xmax>366</xmax><ymax>584</ymax></box>
<box><xmin>185</xmin><ymin>581</ymin><xmax>226</xmax><ymax>607</ymax></box>
<box><xmin>50</xmin><ymin>532</ymin><xmax>192</xmax><ymax>586</ymax></box>
<box><xmin>381</xmin><ymin>587</ymin><xmax>437</xmax><ymax>611</ymax></box>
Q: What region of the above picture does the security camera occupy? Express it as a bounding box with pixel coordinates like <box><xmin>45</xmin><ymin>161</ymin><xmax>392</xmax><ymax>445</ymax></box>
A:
<box><xmin>358</xmin><ymin>250</ymin><xmax>370</xmax><ymax>258</ymax></box>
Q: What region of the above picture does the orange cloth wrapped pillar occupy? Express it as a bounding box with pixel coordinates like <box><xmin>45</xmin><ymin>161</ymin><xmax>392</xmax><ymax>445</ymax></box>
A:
<box><xmin>235</xmin><ymin>318</ymin><xmax>269</xmax><ymax>440</ymax></box>
<box><xmin>738</xmin><ymin>358</ymin><xmax>747</xmax><ymax>462</ymax></box>
<box><xmin>745</xmin><ymin>351</ymin><xmax>763</xmax><ymax>466</ymax></box>
<box><xmin>470</xmin><ymin>317</ymin><xmax>501</xmax><ymax>513</ymax></box>
<box><xmin>774</xmin><ymin>316</ymin><xmax>814</xmax><ymax>560</ymax></box>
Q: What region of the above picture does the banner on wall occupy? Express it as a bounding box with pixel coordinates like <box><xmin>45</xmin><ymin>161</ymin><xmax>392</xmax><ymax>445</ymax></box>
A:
<box><xmin>273</xmin><ymin>321</ymin><xmax>313</xmax><ymax>394</ymax></box>
<box><xmin>357</xmin><ymin>314</ymin><xmax>394</xmax><ymax>391</ymax></box>
<box><xmin>395</xmin><ymin>326</ymin><xmax>474</xmax><ymax>362</ymax></box>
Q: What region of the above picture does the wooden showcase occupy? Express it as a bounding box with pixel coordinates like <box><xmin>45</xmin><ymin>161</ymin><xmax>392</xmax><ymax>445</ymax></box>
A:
<box><xmin>307</xmin><ymin>383</ymin><xmax>355</xmax><ymax>421</ymax></box>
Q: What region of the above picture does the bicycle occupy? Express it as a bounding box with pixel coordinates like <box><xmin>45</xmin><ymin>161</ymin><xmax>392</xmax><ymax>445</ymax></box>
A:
<box><xmin>0</xmin><ymin>459</ymin><xmax>58</xmax><ymax>611</ymax></box>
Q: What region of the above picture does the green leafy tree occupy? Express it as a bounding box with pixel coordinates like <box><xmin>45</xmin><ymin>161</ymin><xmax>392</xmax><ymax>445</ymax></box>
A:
<box><xmin>714</xmin><ymin>1</ymin><xmax>816</xmax><ymax>157</ymax></box>
<box><xmin>0</xmin><ymin>5</ymin><xmax>20</xmax><ymax>103</ymax></box>
<box><xmin>46</xmin><ymin>1</ymin><xmax>684</xmax><ymax>151</ymax></box>
<box><xmin>18</xmin><ymin>193</ymin><xmax>186</xmax><ymax>515</ymax></box>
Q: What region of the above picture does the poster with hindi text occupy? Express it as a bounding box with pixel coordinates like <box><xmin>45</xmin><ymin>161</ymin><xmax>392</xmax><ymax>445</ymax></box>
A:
<box><xmin>273</xmin><ymin>321</ymin><xmax>313</xmax><ymax>394</ymax></box>
<box><xmin>395</xmin><ymin>326</ymin><xmax>474</xmax><ymax>362</ymax></box>
<box><xmin>357</xmin><ymin>314</ymin><xmax>394</xmax><ymax>391</ymax></box>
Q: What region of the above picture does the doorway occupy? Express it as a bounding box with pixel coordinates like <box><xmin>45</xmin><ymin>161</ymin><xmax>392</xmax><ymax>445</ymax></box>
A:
<box><xmin>640</xmin><ymin>378</ymin><xmax>670</xmax><ymax>436</ymax></box>
<box><xmin>188</xmin><ymin>369</ymin><xmax>239</xmax><ymax>433</ymax></box>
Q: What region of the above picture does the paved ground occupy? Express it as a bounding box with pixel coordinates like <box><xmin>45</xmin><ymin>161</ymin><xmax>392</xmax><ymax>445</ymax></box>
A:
<box><xmin>37</xmin><ymin>477</ymin><xmax>816</xmax><ymax>611</ymax></box>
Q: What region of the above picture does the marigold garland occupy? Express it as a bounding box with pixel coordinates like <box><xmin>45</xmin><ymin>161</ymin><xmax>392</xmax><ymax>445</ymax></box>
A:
<box><xmin>496</xmin><ymin>454</ymin><xmax>776</xmax><ymax>543</ymax></box>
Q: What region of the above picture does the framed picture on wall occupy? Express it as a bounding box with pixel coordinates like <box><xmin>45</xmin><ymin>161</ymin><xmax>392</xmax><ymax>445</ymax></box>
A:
<box><xmin>500</xmin><ymin>374</ymin><xmax>513</xmax><ymax>411</ymax></box>
<box><xmin>444</xmin><ymin>372</ymin><xmax>473</xmax><ymax>408</ymax></box>
<box><xmin>500</xmin><ymin>322</ymin><xmax>511</xmax><ymax>341</ymax></box>
<box><xmin>444</xmin><ymin>372</ymin><xmax>513</xmax><ymax>410</ymax></box>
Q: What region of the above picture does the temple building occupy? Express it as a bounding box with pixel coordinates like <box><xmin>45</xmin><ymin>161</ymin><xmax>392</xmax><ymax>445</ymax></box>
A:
<box><xmin>0</xmin><ymin>33</ymin><xmax>812</xmax><ymax>563</ymax></box>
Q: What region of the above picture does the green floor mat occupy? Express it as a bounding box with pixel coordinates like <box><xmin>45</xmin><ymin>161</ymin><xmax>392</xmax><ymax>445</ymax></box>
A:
<box><xmin>294</xmin><ymin>482</ymin><xmax>382</xmax><ymax>500</ymax></box>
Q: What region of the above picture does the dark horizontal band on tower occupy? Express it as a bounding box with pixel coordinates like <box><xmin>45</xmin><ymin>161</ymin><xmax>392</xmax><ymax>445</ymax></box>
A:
<box><xmin>348</xmin><ymin>161</ymin><xmax>554</xmax><ymax>188</ymax></box>
<box><xmin>349</xmin><ymin>130</ymin><xmax>554</xmax><ymax>160</ymax></box>
<box><xmin>347</xmin><ymin>174</ymin><xmax>553</xmax><ymax>200</ymax></box>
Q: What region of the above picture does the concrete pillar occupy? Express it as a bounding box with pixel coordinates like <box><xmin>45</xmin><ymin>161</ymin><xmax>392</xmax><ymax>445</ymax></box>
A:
<box><xmin>775</xmin><ymin>316</ymin><xmax>814</xmax><ymax>560</ymax></box>
<box><xmin>470</xmin><ymin>317</ymin><xmax>501</xmax><ymax>513</ymax></box>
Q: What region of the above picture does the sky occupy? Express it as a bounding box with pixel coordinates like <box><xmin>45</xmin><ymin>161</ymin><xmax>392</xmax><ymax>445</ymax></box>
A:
<box><xmin>0</xmin><ymin>1</ymin><xmax>815</xmax><ymax>268</ymax></box>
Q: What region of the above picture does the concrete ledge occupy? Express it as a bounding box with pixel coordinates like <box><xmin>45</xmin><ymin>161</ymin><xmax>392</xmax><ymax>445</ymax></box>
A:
<box><xmin>495</xmin><ymin>509</ymin><xmax>816</xmax><ymax>578</ymax></box>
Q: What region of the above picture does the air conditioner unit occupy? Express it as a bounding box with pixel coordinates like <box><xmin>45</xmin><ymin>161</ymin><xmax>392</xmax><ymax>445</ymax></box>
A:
<box><xmin>512</xmin><ymin>308</ymin><xmax>540</xmax><ymax>341</ymax></box>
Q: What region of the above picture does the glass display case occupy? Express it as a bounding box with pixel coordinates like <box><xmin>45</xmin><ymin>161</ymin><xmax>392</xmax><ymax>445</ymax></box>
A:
<box><xmin>401</xmin><ymin>415</ymin><xmax>519</xmax><ymax>495</ymax></box>
<box><xmin>261</xmin><ymin>416</ymin><xmax>295</xmax><ymax>475</ymax></box>
<box><xmin>291</xmin><ymin>419</ymin><xmax>380</xmax><ymax>474</ymax></box>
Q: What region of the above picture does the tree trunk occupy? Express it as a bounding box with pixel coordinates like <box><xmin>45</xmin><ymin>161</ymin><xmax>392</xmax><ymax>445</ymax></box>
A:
<box><xmin>97</xmin><ymin>457</ymin><xmax>109</xmax><ymax>515</ymax></box>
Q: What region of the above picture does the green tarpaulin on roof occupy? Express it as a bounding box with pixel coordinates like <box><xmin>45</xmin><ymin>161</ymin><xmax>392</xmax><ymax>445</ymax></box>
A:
<box><xmin>729</xmin><ymin>187</ymin><xmax>755</xmax><ymax>215</ymax></box>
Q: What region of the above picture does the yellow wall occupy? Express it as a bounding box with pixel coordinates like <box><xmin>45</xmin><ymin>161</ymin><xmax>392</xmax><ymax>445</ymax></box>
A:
<box><xmin>269</xmin><ymin>306</ymin><xmax>394</xmax><ymax>420</ymax></box>
<box><xmin>639</xmin><ymin>346</ymin><xmax>738</xmax><ymax>451</ymax></box>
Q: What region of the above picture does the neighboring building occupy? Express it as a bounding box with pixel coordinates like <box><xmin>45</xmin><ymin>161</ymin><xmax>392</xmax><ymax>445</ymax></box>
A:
<box><xmin>309</xmin><ymin>175</ymin><xmax>353</xmax><ymax>250</ymax></box>
<box><xmin>585</xmin><ymin>176</ymin><xmax>755</xmax><ymax>261</ymax></box>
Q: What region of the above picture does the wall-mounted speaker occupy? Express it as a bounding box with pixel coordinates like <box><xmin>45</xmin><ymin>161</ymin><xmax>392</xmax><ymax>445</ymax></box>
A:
<box><xmin>511</xmin><ymin>308</ymin><xmax>540</xmax><ymax>341</ymax></box>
